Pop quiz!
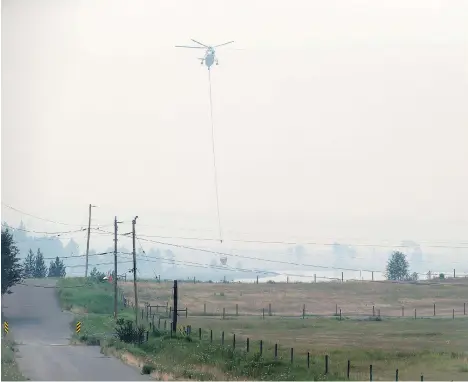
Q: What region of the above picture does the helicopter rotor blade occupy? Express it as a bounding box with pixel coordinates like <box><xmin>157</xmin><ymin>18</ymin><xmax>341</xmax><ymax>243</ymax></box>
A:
<box><xmin>214</xmin><ymin>41</ymin><xmax>235</xmax><ymax>48</ymax></box>
<box><xmin>175</xmin><ymin>45</ymin><xmax>205</xmax><ymax>49</ymax></box>
<box><xmin>191</xmin><ymin>39</ymin><xmax>209</xmax><ymax>48</ymax></box>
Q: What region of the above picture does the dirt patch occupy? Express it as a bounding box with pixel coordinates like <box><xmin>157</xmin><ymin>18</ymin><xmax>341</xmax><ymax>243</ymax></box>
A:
<box><xmin>120</xmin><ymin>351</ymin><xmax>143</xmax><ymax>369</ymax></box>
<box><xmin>70</xmin><ymin>306</ymin><xmax>87</xmax><ymax>314</ymax></box>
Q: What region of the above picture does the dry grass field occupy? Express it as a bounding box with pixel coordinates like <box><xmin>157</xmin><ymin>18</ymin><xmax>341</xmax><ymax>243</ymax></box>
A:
<box><xmin>120</xmin><ymin>278</ymin><xmax>468</xmax><ymax>318</ymax></box>
<box><xmin>119</xmin><ymin>279</ymin><xmax>468</xmax><ymax>380</ymax></box>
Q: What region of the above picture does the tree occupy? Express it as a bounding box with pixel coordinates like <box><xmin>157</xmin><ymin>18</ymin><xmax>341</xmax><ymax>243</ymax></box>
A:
<box><xmin>23</xmin><ymin>249</ymin><xmax>36</xmax><ymax>278</ymax></box>
<box><xmin>90</xmin><ymin>267</ymin><xmax>105</xmax><ymax>281</ymax></box>
<box><xmin>48</xmin><ymin>256</ymin><xmax>66</xmax><ymax>278</ymax></box>
<box><xmin>1</xmin><ymin>228</ymin><xmax>23</xmax><ymax>295</ymax></box>
<box><xmin>386</xmin><ymin>251</ymin><xmax>410</xmax><ymax>281</ymax></box>
<box><xmin>33</xmin><ymin>249</ymin><xmax>48</xmax><ymax>278</ymax></box>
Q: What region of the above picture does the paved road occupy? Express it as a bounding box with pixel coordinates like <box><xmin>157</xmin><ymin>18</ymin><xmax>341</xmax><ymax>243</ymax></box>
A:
<box><xmin>2</xmin><ymin>279</ymin><xmax>150</xmax><ymax>381</ymax></box>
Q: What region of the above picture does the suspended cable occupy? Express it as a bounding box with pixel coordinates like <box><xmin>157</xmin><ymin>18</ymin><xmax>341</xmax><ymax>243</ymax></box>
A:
<box><xmin>208</xmin><ymin>69</ymin><xmax>223</xmax><ymax>243</ymax></box>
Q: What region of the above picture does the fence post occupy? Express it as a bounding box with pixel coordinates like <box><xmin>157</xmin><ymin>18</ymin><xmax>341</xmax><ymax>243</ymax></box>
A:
<box><xmin>303</xmin><ymin>304</ymin><xmax>306</xmax><ymax>319</ymax></box>
<box><xmin>164</xmin><ymin>320</ymin><xmax>167</xmax><ymax>330</ymax></box>
<box><xmin>269</xmin><ymin>303</ymin><xmax>272</xmax><ymax>316</ymax></box>
<box><xmin>260</xmin><ymin>340</ymin><xmax>263</xmax><ymax>355</ymax></box>
<box><xmin>210</xmin><ymin>329</ymin><xmax>213</xmax><ymax>343</ymax></box>
<box><xmin>339</xmin><ymin>309</ymin><xmax>342</xmax><ymax>321</ymax></box>
<box><xmin>347</xmin><ymin>360</ymin><xmax>350</xmax><ymax>379</ymax></box>
<box><xmin>335</xmin><ymin>304</ymin><xmax>338</xmax><ymax>315</ymax></box>
<box><xmin>233</xmin><ymin>333</ymin><xmax>236</xmax><ymax>349</ymax></box>
<box><xmin>414</xmin><ymin>308</ymin><xmax>417</xmax><ymax>319</ymax></box>
<box><xmin>199</xmin><ymin>327</ymin><xmax>202</xmax><ymax>340</ymax></box>
<box><xmin>152</xmin><ymin>314</ymin><xmax>155</xmax><ymax>328</ymax></box>
<box><xmin>314</xmin><ymin>274</ymin><xmax>317</xmax><ymax>283</ymax></box>
<box><xmin>236</xmin><ymin>304</ymin><xmax>238</xmax><ymax>316</ymax></box>
<box><xmin>373</xmin><ymin>305</ymin><xmax>375</xmax><ymax>316</ymax></box>
<box><xmin>453</xmin><ymin>309</ymin><xmax>455</xmax><ymax>319</ymax></box>
<box><xmin>204</xmin><ymin>303</ymin><xmax>206</xmax><ymax>315</ymax></box>
<box><xmin>434</xmin><ymin>303</ymin><xmax>436</xmax><ymax>316</ymax></box>
<box><xmin>146</xmin><ymin>330</ymin><xmax>149</xmax><ymax>342</ymax></box>
<box><xmin>307</xmin><ymin>352</ymin><xmax>310</xmax><ymax>368</ymax></box>
<box><xmin>141</xmin><ymin>308</ymin><xmax>144</xmax><ymax>320</ymax></box>
<box><xmin>396</xmin><ymin>369</ymin><xmax>399</xmax><ymax>381</ymax></box>
<box><xmin>274</xmin><ymin>343</ymin><xmax>278</xmax><ymax>359</ymax></box>
<box><xmin>325</xmin><ymin>355</ymin><xmax>329</xmax><ymax>374</ymax></box>
<box><xmin>378</xmin><ymin>309</ymin><xmax>381</xmax><ymax>318</ymax></box>
<box><xmin>341</xmin><ymin>272</ymin><xmax>344</xmax><ymax>282</ymax></box>
<box><xmin>402</xmin><ymin>306</ymin><xmax>404</xmax><ymax>317</ymax></box>
<box><xmin>247</xmin><ymin>337</ymin><xmax>249</xmax><ymax>352</ymax></box>
<box><xmin>262</xmin><ymin>308</ymin><xmax>265</xmax><ymax>319</ymax></box>
<box><xmin>421</xmin><ymin>374</ymin><xmax>424</xmax><ymax>381</ymax></box>
<box><xmin>290</xmin><ymin>347</ymin><xmax>294</xmax><ymax>363</ymax></box>
<box><xmin>370</xmin><ymin>364</ymin><xmax>373</xmax><ymax>381</ymax></box>
<box><xmin>223</xmin><ymin>308</ymin><xmax>225</xmax><ymax>320</ymax></box>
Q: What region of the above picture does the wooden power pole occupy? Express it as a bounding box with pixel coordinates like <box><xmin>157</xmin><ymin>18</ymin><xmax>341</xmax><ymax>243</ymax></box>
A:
<box><xmin>85</xmin><ymin>204</ymin><xmax>93</xmax><ymax>278</ymax></box>
<box><xmin>172</xmin><ymin>280</ymin><xmax>178</xmax><ymax>332</ymax></box>
<box><xmin>132</xmin><ymin>216</ymin><xmax>139</xmax><ymax>326</ymax></box>
<box><xmin>113</xmin><ymin>216</ymin><xmax>122</xmax><ymax>319</ymax></box>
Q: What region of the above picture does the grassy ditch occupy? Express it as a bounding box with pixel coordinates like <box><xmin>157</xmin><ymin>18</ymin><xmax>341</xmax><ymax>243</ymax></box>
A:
<box><xmin>1</xmin><ymin>337</ymin><xmax>27</xmax><ymax>381</ymax></box>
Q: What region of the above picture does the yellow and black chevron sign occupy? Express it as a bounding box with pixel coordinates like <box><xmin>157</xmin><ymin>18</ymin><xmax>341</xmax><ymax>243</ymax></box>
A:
<box><xmin>76</xmin><ymin>321</ymin><xmax>81</xmax><ymax>333</ymax></box>
<box><xmin>3</xmin><ymin>321</ymin><xmax>9</xmax><ymax>334</ymax></box>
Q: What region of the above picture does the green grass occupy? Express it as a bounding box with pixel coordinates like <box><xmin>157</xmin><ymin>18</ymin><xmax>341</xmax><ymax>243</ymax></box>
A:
<box><xmin>1</xmin><ymin>337</ymin><xmax>27</xmax><ymax>381</ymax></box>
<box><xmin>57</xmin><ymin>277</ymin><xmax>468</xmax><ymax>381</ymax></box>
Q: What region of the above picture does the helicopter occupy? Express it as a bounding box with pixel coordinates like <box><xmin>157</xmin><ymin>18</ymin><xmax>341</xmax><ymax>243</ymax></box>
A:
<box><xmin>175</xmin><ymin>39</ymin><xmax>234</xmax><ymax>70</ymax></box>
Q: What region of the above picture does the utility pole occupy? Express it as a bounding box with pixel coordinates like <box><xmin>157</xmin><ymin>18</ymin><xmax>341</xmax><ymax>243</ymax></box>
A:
<box><xmin>132</xmin><ymin>216</ymin><xmax>139</xmax><ymax>326</ymax></box>
<box><xmin>85</xmin><ymin>204</ymin><xmax>96</xmax><ymax>278</ymax></box>
<box><xmin>172</xmin><ymin>280</ymin><xmax>178</xmax><ymax>332</ymax></box>
<box><xmin>113</xmin><ymin>217</ymin><xmax>123</xmax><ymax>319</ymax></box>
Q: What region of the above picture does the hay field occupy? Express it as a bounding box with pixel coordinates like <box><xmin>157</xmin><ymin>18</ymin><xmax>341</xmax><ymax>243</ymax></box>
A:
<box><xmin>119</xmin><ymin>279</ymin><xmax>468</xmax><ymax>380</ymax></box>
<box><xmin>120</xmin><ymin>278</ymin><xmax>468</xmax><ymax>318</ymax></box>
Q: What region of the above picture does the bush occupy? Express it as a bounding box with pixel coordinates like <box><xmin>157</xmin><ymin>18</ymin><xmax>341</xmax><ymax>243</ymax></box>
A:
<box><xmin>142</xmin><ymin>364</ymin><xmax>155</xmax><ymax>374</ymax></box>
<box><xmin>115</xmin><ymin>318</ymin><xmax>145</xmax><ymax>344</ymax></box>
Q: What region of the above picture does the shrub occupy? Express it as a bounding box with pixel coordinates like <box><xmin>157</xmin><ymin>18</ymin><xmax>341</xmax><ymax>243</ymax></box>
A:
<box><xmin>115</xmin><ymin>318</ymin><xmax>145</xmax><ymax>344</ymax></box>
<box><xmin>142</xmin><ymin>364</ymin><xmax>155</xmax><ymax>374</ymax></box>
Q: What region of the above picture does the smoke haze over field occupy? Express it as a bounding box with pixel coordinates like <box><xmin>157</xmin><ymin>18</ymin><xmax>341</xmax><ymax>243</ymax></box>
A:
<box><xmin>2</xmin><ymin>0</ymin><xmax>467</xmax><ymax>278</ymax></box>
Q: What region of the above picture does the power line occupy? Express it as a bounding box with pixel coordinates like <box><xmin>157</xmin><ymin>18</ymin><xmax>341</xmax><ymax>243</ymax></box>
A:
<box><xmin>4</xmin><ymin>203</ymin><xmax>468</xmax><ymax>248</ymax></box>
<box><xmin>90</xmin><ymin>227</ymin><xmax>467</xmax><ymax>276</ymax></box>
<box><xmin>2</xmin><ymin>203</ymin><xmax>114</xmax><ymax>229</ymax></box>
<box><xmin>2</xmin><ymin>223</ymin><xmax>86</xmax><ymax>236</ymax></box>
<box><xmin>134</xmin><ymin>232</ymin><xmax>468</xmax><ymax>249</ymax></box>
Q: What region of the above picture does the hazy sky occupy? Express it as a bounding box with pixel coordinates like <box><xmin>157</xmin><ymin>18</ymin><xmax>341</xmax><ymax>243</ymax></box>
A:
<box><xmin>2</xmin><ymin>0</ymin><xmax>467</xmax><ymax>254</ymax></box>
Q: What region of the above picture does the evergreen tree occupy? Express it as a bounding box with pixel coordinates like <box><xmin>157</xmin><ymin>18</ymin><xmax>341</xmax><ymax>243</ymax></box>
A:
<box><xmin>33</xmin><ymin>249</ymin><xmax>48</xmax><ymax>278</ymax></box>
<box><xmin>23</xmin><ymin>249</ymin><xmax>36</xmax><ymax>278</ymax></box>
<box><xmin>48</xmin><ymin>256</ymin><xmax>66</xmax><ymax>278</ymax></box>
<box><xmin>386</xmin><ymin>251</ymin><xmax>410</xmax><ymax>281</ymax></box>
<box><xmin>1</xmin><ymin>228</ymin><xmax>23</xmax><ymax>295</ymax></box>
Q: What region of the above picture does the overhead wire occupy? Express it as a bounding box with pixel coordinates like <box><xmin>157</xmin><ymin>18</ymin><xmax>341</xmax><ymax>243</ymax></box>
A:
<box><xmin>2</xmin><ymin>202</ymin><xmax>114</xmax><ymax>229</ymax></box>
<box><xmin>134</xmin><ymin>231</ymin><xmax>468</xmax><ymax>249</ymax></box>
<box><xmin>4</xmin><ymin>203</ymin><xmax>468</xmax><ymax>248</ymax></box>
<box><xmin>90</xmin><ymin>227</ymin><xmax>468</xmax><ymax>277</ymax></box>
